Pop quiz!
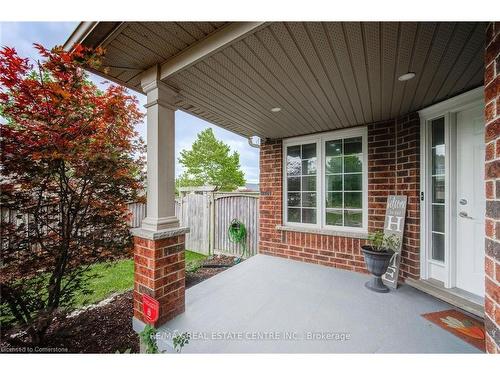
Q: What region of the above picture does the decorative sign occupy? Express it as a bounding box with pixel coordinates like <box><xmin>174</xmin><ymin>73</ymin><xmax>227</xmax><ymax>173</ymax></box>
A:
<box><xmin>382</xmin><ymin>195</ymin><xmax>407</xmax><ymax>289</ymax></box>
<box><xmin>142</xmin><ymin>294</ymin><xmax>159</xmax><ymax>324</ymax></box>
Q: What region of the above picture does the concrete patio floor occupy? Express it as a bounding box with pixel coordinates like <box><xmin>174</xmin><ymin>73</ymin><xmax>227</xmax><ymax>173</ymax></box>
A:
<box><xmin>136</xmin><ymin>254</ymin><xmax>482</xmax><ymax>353</ymax></box>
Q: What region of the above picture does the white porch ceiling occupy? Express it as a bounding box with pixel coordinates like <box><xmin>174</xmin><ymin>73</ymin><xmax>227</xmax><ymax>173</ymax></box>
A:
<box><xmin>65</xmin><ymin>22</ymin><xmax>487</xmax><ymax>140</ymax></box>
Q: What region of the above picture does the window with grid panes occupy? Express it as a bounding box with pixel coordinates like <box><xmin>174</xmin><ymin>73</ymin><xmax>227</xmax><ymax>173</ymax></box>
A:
<box><xmin>283</xmin><ymin>128</ymin><xmax>367</xmax><ymax>231</ymax></box>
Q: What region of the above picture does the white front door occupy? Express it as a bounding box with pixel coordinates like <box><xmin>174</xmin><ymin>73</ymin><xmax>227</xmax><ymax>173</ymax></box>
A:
<box><xmin>455</xmin><ymin>105</ymin><xmax>485</xmax><ymax>297</ymax></box>
<box><xmin>420</xmin><ymin>88</ymin><xmax>486</xmax><ymax>297</ymax></box>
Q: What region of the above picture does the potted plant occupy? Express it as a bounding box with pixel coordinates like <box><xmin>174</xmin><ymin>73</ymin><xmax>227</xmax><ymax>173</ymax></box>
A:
<box><xmin>361</xmin><ymin>231</ymin><xmax>400</xmax><ymax>293</ymax></box>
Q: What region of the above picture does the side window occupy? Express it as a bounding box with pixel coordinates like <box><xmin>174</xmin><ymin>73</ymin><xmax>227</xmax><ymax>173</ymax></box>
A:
<box><xmin>285</xmin><ymin>143</ymin><xmax>317</xmax><ymax>224</ymax></box>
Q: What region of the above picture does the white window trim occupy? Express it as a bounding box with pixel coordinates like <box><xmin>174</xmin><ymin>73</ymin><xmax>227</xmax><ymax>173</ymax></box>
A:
<box><xmin>282</xmin><ymin>127</ymin><xmax>368</xmax><ymax>235</ymax></box>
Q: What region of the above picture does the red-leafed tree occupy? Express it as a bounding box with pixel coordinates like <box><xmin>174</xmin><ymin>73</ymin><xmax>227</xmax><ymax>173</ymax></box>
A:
<box><xmin>0</xmin><ymin>44</ymin><xmax>144</xmax><ymax>345</ymax></box>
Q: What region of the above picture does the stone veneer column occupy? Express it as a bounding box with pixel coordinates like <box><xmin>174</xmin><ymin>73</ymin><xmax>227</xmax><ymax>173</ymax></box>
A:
<box><xmin>484</xmin><ymin>22</ymin><xmax>500</xmax><ymax>354</ymax></box>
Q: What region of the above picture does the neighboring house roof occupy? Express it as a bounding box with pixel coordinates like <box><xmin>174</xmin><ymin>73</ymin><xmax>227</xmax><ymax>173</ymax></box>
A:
<box><xmin>65</xmin><ymin>22</ymin><xmax>486</xmax><ymax>140</ymax></box>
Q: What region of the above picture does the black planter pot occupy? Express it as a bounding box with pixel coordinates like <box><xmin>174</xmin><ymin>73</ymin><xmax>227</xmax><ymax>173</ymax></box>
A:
<box><xmin>361</xmin><ymin>245</ymin><xmax>395</xmax><ymax>293</ymax></box>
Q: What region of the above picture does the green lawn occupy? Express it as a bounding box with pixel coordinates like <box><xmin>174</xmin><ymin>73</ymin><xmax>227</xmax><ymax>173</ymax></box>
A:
<box><xmin>75</xmin><ymin>250</ymin><xmax>206</xmax><ymax>306</ymax></box>
<box><xmin>185</xmin><ymin>250</ymin><xmax>207</xmax><ymax>264</ymax></box>
<box><xmin>72</xmin><ymin>259</ymin><xmax>134</xmax><ymax>307</ymax></box>
<box><xmin>2</xmin><ymin>250</ymin><xmax>208</xmax><ymax>326</ymax></box>
<box><xmin>185</xmin><ymin>250</ymin><xmax>207</xmax><ymax>272</ymax></box>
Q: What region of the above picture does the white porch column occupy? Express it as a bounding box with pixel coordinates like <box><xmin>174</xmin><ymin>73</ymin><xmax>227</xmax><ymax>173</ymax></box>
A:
<box><xmin>132</xmin><ymin>66</ymin><xmax>188</xmax><ymax>331</ymax></box>
<box><xmin>140</xmin><ymin>65</ymin><xmax>179</xmax><ymax>231</ymax></box>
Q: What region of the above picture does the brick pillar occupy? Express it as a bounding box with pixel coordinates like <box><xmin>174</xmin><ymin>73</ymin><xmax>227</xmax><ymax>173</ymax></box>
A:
<box><xmin>132</xmin><ymin>228</ymin><xmax>189</xmax><ymax>327</ymax></box>
<box><xmin>367</xmin><ymin>119</ymin><xmax>396</xmax><ymax>231</ymax></box>
<box><xmin>259</xmin><ymin>139</ymin><xmax>283</xmax><ymax>252</ymax></box>
<box><xmin>395</xmin><ymin>113</ymin><xmax>420</xmax><ymax>281</ymax></box>
<box><xmin>368</xmin><ymin>115</ymin><xmax>421</xmax><ymax>282</ymax></box>
<box><xmin>484</xmin><ymin>22</ymin><xmax>500</xmax><ymax>354</ymax></box>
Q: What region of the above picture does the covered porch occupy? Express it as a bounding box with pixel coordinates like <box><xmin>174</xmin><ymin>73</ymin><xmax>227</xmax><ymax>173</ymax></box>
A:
<box><xmin>133</xmin><ymin>254</ymin><xmax>480</xmax><ymax>353</ymax></box>
<box><xmin>64</xmin><ymin>21</ymin><xmax>500</xmax><ymax>353</ymax></box>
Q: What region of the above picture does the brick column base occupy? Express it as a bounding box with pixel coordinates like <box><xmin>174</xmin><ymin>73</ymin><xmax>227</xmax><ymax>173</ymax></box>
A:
<box><xmin>131</xmin><ymin>227</ymin><xmax>189</xmax><ymax>327</ymax></box>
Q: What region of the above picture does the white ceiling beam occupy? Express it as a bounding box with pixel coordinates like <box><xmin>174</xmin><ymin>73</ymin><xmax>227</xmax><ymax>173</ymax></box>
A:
<box><xmin>159</xmin><ymin>22</ymin><xmax>265</xmax><ymax>80</ymax></box>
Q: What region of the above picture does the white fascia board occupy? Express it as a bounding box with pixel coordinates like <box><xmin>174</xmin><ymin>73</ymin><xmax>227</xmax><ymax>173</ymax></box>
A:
<box><xmin>160</xmin><ymin>22</ymin><xmax>265</xmax><ymax>80</ymax></box>
<box><xmin>63</xmin><ymin>22</ymin><xmax>98</xmax><ymax>51</ymax></box>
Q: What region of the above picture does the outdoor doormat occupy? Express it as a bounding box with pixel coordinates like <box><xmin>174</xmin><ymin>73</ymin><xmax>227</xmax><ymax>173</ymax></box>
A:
<box><xmin>421</xmin><ymin>309</ymin><xmax>485</xmax><ymax>352</ymax></box>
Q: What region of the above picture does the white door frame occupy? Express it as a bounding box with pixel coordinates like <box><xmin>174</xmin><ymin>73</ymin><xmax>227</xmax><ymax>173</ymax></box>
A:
<box><xmin>419</xmin><ymin>86</ymin><xmax>484</xmax><ymax>288</ymax></box>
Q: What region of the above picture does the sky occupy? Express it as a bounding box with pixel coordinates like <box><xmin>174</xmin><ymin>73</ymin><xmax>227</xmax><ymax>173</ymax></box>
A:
<box><xmin>0</xmin><ymin>22</ymin><xmax>260</xmax><ymax>183</ymax></box>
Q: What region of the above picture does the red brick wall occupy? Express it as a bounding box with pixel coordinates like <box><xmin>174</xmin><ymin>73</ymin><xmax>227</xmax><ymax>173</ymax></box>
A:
<box><xmin>484</xmin><ymin>21</ymin><xmax>500</xmax><ymax>354</ymax></box>
<box><xmin>259</xmin><ymin>113</ymin><xmax>420</xmax><ymax>282</ymax></box>
<box><xmin>396</xmin><ymin>114</ymin><xmax>421</xmax><ymax>280</ymax></box>
<box><xmin>133</xmin><ymin>234</ymin><xmax>186</xmax><ymax>327</ymax></box>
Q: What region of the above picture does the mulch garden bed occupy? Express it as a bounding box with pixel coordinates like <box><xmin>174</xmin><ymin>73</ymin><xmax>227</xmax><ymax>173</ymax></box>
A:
<box><xmin>1</xmin><ymin>253</ymin><xmax>240</xmax><ymax>354</ymax></box>
<box><xmin>185</xmin><ymin>254</ymin><xmax>238</xmax><ymax>289</ymax></box>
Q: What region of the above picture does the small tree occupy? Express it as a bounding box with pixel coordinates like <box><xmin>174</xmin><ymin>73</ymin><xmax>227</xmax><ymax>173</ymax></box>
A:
<box><xmin>177</xmin><ymin>128</ymin><xmax>245</xmax><ymax>191</ymax></box>
<box><xmin>0</xmin><ymin>44</ymin><xmax>144</xmax><ymax>344</ymax></box>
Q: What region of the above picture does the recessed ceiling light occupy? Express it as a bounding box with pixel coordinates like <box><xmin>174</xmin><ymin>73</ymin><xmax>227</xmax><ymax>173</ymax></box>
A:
<box><xmin>271</xmin><ymin>107</ymin><xmax>281</xmax><ymax>112</ymax></box>
<box><xmin>398</xmin><ymin>72</ymin><xmax>416</xmax><ymax>81</ymax></box>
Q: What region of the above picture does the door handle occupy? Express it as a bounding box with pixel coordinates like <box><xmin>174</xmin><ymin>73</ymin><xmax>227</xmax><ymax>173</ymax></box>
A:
<box><xmin>459</xmin><ymin>211</ymin><xmax>473</xmax><ymax>219</ymax></box>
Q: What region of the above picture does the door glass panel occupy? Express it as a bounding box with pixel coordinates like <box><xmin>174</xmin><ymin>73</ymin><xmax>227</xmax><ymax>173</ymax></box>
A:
<box><xmin>432</xmin><ymin>176</ymin><xmax>445</xmax><ymax>203</ymax></box>
<box><xmin>432</xmin><ymin>145</ymin><xmax>445</xmax><ymax>175</ymax></box>
<box><xmin>432</xmin><ymin>118</ymin><xmax>445</xmax><ymax>146</ymax></box>
<box><xmin>432</xmin><ymin>205</ymin><xmax>445</xmax><ymax>233</ymax></box>
<box><xmin>432</xmin><ymin>233</ymin><xmax>445</xmax><ymax>262</ymax></box>
<box><xmin>430</xmin><ymin>117</ymin><xmax>446</xmax><ymax>262</ymax></box>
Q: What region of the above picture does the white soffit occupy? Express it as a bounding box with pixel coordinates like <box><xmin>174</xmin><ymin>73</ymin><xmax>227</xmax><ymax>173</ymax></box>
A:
<box><xmin>68</xmin><ymin>21</ymin><xmax>487</xmax><ymax>140</ymax></box>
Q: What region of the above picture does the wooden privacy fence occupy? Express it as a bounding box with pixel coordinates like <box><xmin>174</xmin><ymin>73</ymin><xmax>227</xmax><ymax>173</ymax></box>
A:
<box><xmin>127</xmin><ymin>202</ymin><xmax>146</xmax><ymax>228</ymax></box>
<box><xmin>128</xmin><ymin>187</ymin><xmax>260</xmax><ymax>258</ymax></box>
<box><xmin>212</xmin><ymin>193</ymin><xmax>259</xmax><ymax>257</ymax></box>
<box><xmin>3</xmin><ymin>190</ymin><xmax>259</xmax><ymax>257</ymax></box>
<box><xmin>175</xmin><ymin>190</ymin><xmax>211</xmax><ymax>256</ymax></box>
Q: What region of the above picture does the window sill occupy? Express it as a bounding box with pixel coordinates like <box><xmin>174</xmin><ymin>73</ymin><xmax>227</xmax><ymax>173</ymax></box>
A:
<box><xmin>276</xmin><ymin>225</ymin><xmax>368</xmax><ymax>239</ymax></box>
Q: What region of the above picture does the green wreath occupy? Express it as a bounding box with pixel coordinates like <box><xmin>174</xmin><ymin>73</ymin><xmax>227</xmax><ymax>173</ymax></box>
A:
<box><xmin>228</xmin><ymin>218</ymin><xmax>247</xmax><ymax>262</ymax></box>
